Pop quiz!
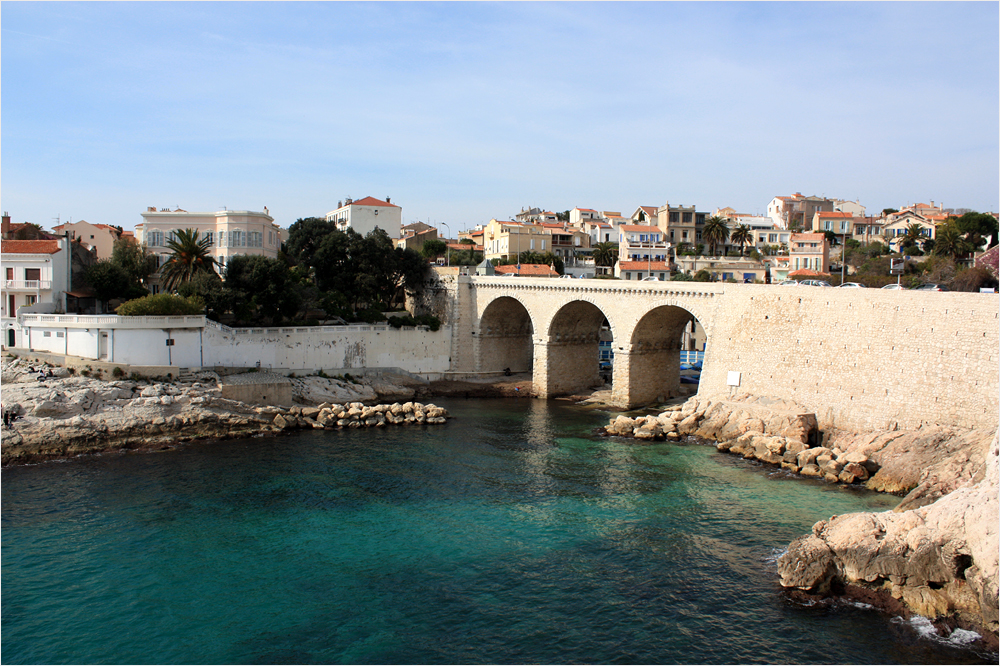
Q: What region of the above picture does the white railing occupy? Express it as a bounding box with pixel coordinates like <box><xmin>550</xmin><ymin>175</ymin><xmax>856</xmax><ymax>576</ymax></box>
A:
<box><xmin>4</xmin><ymin>280</ymin><xmax>52</xmax><ymax>290</ymax></box>
<box><xmin>18</xmin><ymin>314</ymin><xmax>207</xmax><ymax>328</ymax></box>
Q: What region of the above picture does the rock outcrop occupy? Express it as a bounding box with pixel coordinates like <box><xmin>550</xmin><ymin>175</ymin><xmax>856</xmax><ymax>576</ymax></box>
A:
<box><xmin>778</xmin><ymin>434</ymin><xmax>999</xmax><ymax>636</ymax></box>
<box><xmin>605</xmin><ymin>392</ymin><xmax>999</xmax><ymax>636</ymax></box>
<box><xmin>1</xmin><ymin>357</ymin><xmax>448</xmax><ymax>467</ymax></box>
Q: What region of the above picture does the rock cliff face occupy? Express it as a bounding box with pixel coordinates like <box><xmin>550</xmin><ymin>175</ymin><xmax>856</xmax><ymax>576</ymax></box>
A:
<box><xmin>604</xmin><ymin>393</ymin><xmax>999</xmax><ymax>637</ymax></box>
<box><xmin>0</xmin><ymin>358</ymin><xmax>447</xmax><ymax>467</ymax></box>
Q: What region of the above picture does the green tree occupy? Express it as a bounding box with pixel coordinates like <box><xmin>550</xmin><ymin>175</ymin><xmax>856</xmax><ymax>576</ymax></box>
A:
<box><xmin>85</xmin><ymin>260</ymin><xmax>131</xmax><ymax>311</ymax></box>
<box><xmin>160</xmin><ymin>229</ymin><xmax>217</xmax><ymax>292</ymax></box>
<box><xmin>592</xmin><ymin>241</ymin><xmax>619</xmax><ymax>268</ymax></box>
<box><xmin>116</xmin><ymin>293</ymin><xmax>204</xmax><ymax>316</ymax></box>
<box><xmin>111</xmin><ymin>237</ymin><xmax>156</xmax><ymax>290</ymax></box>
<box><xmin>285</xmin><ymin>217</ymin><xmax>338</xmax><ymax>268</ymax></box>
<box><xmin>176</xmin><ymin>271</ymin><xmax>230</xmax><ymax>321</ymax></box>
<box><xmin>730</xmin><ymin>224</ymin><xmax>752</xmax><ymax>256</ymax></box>
<box><xmin>421</xmin><ymin>238</ymin><xmax>447</xmax><ymax>259</ymax></box>
<box><xmin>701</xmin><ymin>217</ymin><xmax>730</xmax><ymax>256</ymax></box>
<box><xmin>224</xmin><ymin>254</ymin><xmax>300</xmax><ymax>325</ymax></box>
<box><xmin>932</xmin><ymin>223</ymin><xmax>972</xmax><ymax>261</ymax></box>
<box><xmin>899</xmin><ymin>223</ymin><xmax>929</xmax><ymax>254</ymax></box>
<box><xmin>954</xmin><ymin>211</ymin><xmax>999</xmax><ymax>248</ymax></box>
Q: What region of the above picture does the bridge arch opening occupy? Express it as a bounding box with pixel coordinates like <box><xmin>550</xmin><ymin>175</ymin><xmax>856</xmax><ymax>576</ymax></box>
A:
<box><xmin>542</xmin><ymin>300</ymin><xmax>612</xmax><ymax>397</ymax></box>
<box><xmin>620</xmin><ymin>305</ymin><xmax>704</xmax><ymax>407</ymax></box>
<box><xmin>477</xmin><ymin>296</ymin><xmax>534</xmax><ymax>374</ymax></box>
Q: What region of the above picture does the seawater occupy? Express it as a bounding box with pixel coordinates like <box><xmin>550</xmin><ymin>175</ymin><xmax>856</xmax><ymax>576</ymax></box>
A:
<box><xmin>1</xmin><ymin>398</ymin><xmax>994</xmax><ymax>665</ymax></box>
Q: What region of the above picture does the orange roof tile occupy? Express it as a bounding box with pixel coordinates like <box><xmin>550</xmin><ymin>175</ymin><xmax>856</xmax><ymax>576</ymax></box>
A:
<box><xmin>1</xmin><ymin>240</ymin><xmax>62</xmax><ymax>254</ymax></box>
<box><xmin>618</xmin><ymin>261</ymin><xmax>671</xmax><ymax>271</ymax></box>
<box><xmin>494</xmin><ymin>263</ymin><xmax>560</xmax><ymax>276</ymax></box>
<box><xmin>351</xmin><ymin>196</ymin><xmax>400</xmax><ymax>208</ymax></box>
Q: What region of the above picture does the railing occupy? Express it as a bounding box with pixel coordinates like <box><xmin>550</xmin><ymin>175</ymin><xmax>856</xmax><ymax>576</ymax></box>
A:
<box><xmin>18</xmin><ymin>314</ymin><xmax>207</xmax><ymax>328</ymax></box>
<box><xmin>4</xmin><ymin>280</ymin><xmax>52</xmax><ymax>290</ymax></box>
<box><xmin>680</xmin><ymin>350</ymin><xmax>705</xmax><ymax>365</ymax></box>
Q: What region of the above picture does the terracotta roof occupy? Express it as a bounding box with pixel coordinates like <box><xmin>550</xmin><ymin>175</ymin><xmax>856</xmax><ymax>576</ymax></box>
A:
<box><xmin>575</xmin><ymin>208</ymin><xmax>597</xmax><ymax>212</ymax></box>
<box><xmin>816</xmin><ymin>211</ymin><xmax>853</xmax><ymax>218</ymax></box>
<box><xmin>1</xmin><ymin>239</ymin><xmax>62</xmax><ymax>254</ymax></box>
<box><xmin>788</xmin><ymin>268</ymin><xmax>830</xmax><ymax>277</ymax></box>
<box><xmin>350</xmin><ymin>196</ymin><xmax>400</xmax><ymax>208</ymax></box>
<box><xmin>494</xmin><ymin>263</ymin><xmax>560</xmax><ymax>277</ymax></box>
<box><xmin>619</xmin><ymin>261</ymin><xmax>671</xmax><ymax>271</ymax></box>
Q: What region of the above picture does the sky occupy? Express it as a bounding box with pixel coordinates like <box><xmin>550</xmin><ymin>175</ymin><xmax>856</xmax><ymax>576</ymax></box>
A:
<box><xmin>2</xmin><ymin>1</ymin><xmax>998</xmax><ymax>233</ymax></box>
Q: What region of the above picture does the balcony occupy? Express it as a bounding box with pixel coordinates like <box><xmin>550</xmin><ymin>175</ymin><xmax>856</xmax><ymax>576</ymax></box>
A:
<box><xmin>4</xmin><ymin>280</ymin><xmax>52</xmax><ymax>291</ymax></box>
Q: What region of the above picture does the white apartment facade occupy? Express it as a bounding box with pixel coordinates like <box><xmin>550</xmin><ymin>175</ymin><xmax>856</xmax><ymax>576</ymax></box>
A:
<box><xmin>135</xmin><ymin>207</ymin><xmax>284</xmax><ymax>289</ymax></box>
<box><xmin>2</xmin><ymin>238</ymin><xmax>72</xmax><ymax>349</ymax></box>
<box><xmin>326</xmin><ymin>196</ymin><xmax>402</xmax><ymax>239</ymax></box>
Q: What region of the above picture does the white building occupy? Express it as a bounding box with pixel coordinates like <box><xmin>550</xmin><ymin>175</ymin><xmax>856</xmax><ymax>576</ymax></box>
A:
<box><xmin>135</xmin><ymin>207</ymin><xmax>284</xmax><ymax>289</ymax></box>
<box><xmin>325</xmin><ymin>196</ymin><xmax>402</xmax><ymax>239</ymax></box>
<box><xmin>2</xmin><ymin>238</ymin><xmax>72</xmax><ymax>349</ymax></box>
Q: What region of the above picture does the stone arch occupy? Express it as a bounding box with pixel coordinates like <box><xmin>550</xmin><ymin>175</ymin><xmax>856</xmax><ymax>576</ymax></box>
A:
<box><xmin>476</xmin><ymin>295</ymin><xmax>534</xmax><ymax>373</ymax></box>
<box><xmin>614</xmin><ymin>304</ymin><xmax>702</xmax><ymax>408</ymax></box>
<box><xmin>538</xmin><ymin>299</ymin><xmax>613</xmax><ymax>397</ymax></box>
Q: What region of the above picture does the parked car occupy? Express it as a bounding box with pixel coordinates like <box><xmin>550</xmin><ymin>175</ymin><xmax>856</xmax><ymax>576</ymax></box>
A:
<box><xmin>778</xmin><ymin>280</ymin><xmax>799</xmax><ymax>286</ymax></box>
<box><xmin>838</xmin><ymin>282</ymin><xmax>865</xmax><ymax>288</ymax></box>
<box><xmin>641</xmin><ymin>276</ymin><xmax>661</xmax><ymax>282</ymax></box>
<box><xmin>881</xmin><ymin>283</ymin><xmax>905</xmax><ymax>290</ymax></box>
<box><xmin>914</xmin><ymin>283</ymin><xmax>949</xmax><ymax>291</ymax></box>
<box><xmin>800</xmin><ymin>279</ymin><xmax>832</xmax><ymax>287</ymax></box>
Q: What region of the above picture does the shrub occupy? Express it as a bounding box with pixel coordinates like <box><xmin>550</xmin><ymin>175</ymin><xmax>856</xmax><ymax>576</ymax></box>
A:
<box><xmin>116</xmin><ymin>293</ymin><xmax>205</xmax><ymax>316</ymax></box>
<box><xmin>112</xmin><ymin>367</ymin><xmax>125</xmax><ymax>378</ymax></box>
<box><xmin>387</xmin><ymin>314</ymin><xmax>442</xmax><ymax>331</ymax></box>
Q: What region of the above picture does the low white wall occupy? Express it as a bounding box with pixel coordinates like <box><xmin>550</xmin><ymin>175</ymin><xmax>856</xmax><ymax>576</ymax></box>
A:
<box><xmin>12</xmin><ymin>316</ymin><xmax>452</xmax><ymax>376</ymax></box>
<box><xmin>201</xmin><ymin>323</ymin><xmax>451</xmax><ymax>374</ymax></box>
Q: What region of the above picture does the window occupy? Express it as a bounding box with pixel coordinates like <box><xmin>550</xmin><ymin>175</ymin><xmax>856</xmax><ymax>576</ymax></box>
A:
<box><xmin>43</xmin><ymin>331</ymin><xmax>51</xmax><ymax>337</ymax></box>
<box><xmin>26</xmin><ymin>295</ymin><xmax>36</xmax><ymax>306</ymax></box>
<box><xmin>149</xmin><ymin>230</ymin><xmax>164</xmax><ymax>247</ymax></box>
<box><xmin>204</xmin><ymin>231</ymin><xmax>215</xmax><ymax>246</ymax></box>
<box><xmin>5</xmin><ymin>267</ymin><xmax>12</xmax><ymax>280</ymax></box>
<box><xmin>56</xmin><ymin>331</ymin><xmax>64</xmax><ymax>338</ymax></box>
<box><xmin>625</xmin><ymin>272</ymin><xmax>631</xmax><ymax>280</ymax></box>
<box><xmin>25</xmin><ymin>268</ymin><xmax>40</xmax><ymax>281</ymax></box>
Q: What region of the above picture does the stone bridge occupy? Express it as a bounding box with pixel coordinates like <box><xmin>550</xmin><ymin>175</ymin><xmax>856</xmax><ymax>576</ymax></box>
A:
<box><xmin>439</xmin><ymin>276</ymin><xmax>998</xmax><ymax>433</ymax></box>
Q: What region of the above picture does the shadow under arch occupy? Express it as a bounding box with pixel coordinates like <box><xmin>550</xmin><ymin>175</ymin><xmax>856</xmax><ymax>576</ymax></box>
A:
<box><xmin>542</xmin><ymin>299</ymin><xmax>612</xmax><ymax>397</ymax></box>
<box><xmin>477</xmin><ymin>296</ymin><xmax>534</xmax><ymax>373</ymax></box>
<box><xmin>621</xmin><ymin>304</ymin><xmax>702</xmax><ymax>407</ymax></box>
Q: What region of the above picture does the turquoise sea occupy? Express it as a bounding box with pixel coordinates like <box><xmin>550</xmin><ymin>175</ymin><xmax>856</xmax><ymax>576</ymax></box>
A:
<box><xmin>1</xmin><ymin>398</ymin><xmax>994</xmax><ymax>664</ymax></box>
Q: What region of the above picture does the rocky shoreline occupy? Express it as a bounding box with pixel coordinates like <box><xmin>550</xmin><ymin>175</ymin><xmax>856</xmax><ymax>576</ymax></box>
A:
<box><xmin>0</xmin><ymin>356</ymin><xmax>450</xmax><ymax>467</ymax></box>
<box><xmin>603</xmin><ymin>393</ymin><xmax>999</xmax><ymax>645</ymax></box>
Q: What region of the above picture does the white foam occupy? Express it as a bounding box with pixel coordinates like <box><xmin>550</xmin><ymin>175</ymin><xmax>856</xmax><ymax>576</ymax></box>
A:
<box><xmin>947</xmin><ymin>628</ymin><xmax>981</xmax><ymax>645</ymax></box>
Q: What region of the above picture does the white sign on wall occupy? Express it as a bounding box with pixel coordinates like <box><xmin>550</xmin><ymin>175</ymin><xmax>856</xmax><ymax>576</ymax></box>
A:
<box><xmin>727</xmin><ymin>371</ymin><xmax>741</xmax><ymax>387</ymax></box>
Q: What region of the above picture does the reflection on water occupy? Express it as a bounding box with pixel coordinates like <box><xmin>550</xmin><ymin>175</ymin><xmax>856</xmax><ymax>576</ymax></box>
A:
<box><xmin>1</xmin><ymin>398</ymin><xmax>993</xmax><ymax>665</ymax></box>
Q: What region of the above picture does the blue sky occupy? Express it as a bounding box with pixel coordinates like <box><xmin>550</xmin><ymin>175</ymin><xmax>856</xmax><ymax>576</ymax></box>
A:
<box><xmin>2</xmin><ymin>1</ymin><xmax>997</xmax><ymax>232</ymax></box>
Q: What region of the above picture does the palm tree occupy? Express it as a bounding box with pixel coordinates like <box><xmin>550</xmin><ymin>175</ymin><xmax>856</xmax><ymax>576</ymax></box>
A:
<box><xmin>702</xmin><ymin>216</ymin><xmax>730</xmax><ymax>257</ymax></box>
<box><xmin>592</xmin><ymin>241</ymin><xmax>619</xmax><ymax>269</ymax></box>
<box><xmin>730</xmin><ymin>224</ymin><xmax>752</xmax><ymax>256</ymax></box>
<box><xmin>932</xmin><ymin>224</ymin><xmax>972</xmax><ymax>261</ymax></box>
<box><xmin>160</xmin><ymin>229</ymin><xmax>217</xmax><ymax>292</ymax></box>
<box><xmin>898</xmin><ymin>222</ymin><xmax>928</xmax><ymax>253</ymax></box>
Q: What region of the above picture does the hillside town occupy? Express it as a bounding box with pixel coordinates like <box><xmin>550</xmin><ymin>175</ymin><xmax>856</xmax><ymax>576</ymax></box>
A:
<box><xmin>2</xmin><ymin>193</ymin><xmax>998</xmax><ymax>348</ymax></box>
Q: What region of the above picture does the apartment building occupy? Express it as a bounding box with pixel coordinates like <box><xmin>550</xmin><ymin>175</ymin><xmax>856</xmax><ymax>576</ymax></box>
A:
<box><xmin>135</xmin><ymin>207</ymin><xmax>284</xmax><ymax>289</ymax></box>
<box><xmin>811</xmin><ymin>210</ymin><xmax>854</xmax><ymax>236</ymax></box>
<box><xmin>789</xmin><ymin>232</ymin><xmax>830</xmax><ymax>273</ymax></box>
<box><xmin>767</xmin><ymin>193</ymin><xmax>835</xmax><ymax>230</ymax></box>
<box><xmin>654</xmin><ymin>201</ymin><xmax>709</xmax><ymax>247</ymax></box>
<box><xmin>483</xmin><ymin>219</ymin><xmax>549</xmax><ymax>261</ymax></box>
<box><xmin>326</xmin><ymin>196</ymin><xmax>402</xmax><ymax>238</ymax></box>
<box><xmin>52</xmin><ymin>220</ymin><xmax>123</xmax><ymax>260</ymax></box>
<box><xmin>2</xmin><ymin>238</ymin><xmax>72</xmax><ymax>348</ymax></box>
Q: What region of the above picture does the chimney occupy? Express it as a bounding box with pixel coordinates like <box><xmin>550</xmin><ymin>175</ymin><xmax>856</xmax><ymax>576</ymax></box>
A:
<box><xmin>386</xmin><ymin>196</ymin><xmax>390</xmax><ymax>204</ymax></box>
<box><xmin>148</xmin><ymin>206</ymin><xmax>157</xmax><ymax>212</ymax></box>
<box><xmin>1</xmin><ymin>211</ymin><xmax>10</xmax><ymax>235</ymax></box>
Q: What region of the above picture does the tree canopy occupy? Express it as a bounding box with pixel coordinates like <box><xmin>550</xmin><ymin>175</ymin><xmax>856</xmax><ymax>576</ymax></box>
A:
<box><xmin>160</xmin><ymin>229</ymin><xmax>217</xmax><ymax>291</ymax></box>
